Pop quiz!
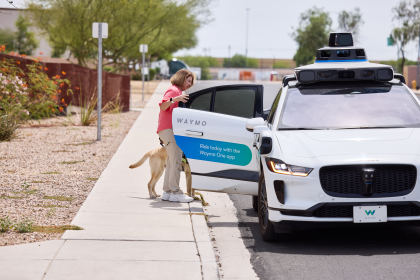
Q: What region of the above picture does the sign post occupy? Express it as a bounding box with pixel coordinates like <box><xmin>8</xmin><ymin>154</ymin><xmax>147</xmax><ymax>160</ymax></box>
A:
<box><xmin>417</xmin><ymin>26</ymin><xmax>420</xmax><ymax>87</ymax></box>
<box><xmin>92</xmin><ymin>22</ymin><xmax>108</xmax><ymax>141</ymax></box>
<box><xmin>139</xmin><ymin>44</ymin><xmax>148</xmax><ymax>103</ymax></box>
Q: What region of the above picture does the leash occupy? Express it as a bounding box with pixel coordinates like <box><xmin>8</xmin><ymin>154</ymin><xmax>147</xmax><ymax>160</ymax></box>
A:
<box><xmin>159</xmin><ymin>137</ymin><xmax>169</xmax><ymax>147</ymax></box>
<box><xmin>159</xmin><ymin>137</ymin><xmax>187</xmax><ymax>164</ymax></box>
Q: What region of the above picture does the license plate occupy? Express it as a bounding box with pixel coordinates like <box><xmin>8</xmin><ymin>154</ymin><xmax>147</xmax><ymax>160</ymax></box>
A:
<box><xmin>353</xmin><ymin>205</ymin><xmax>387</xmax><ymax>223</ymax></box>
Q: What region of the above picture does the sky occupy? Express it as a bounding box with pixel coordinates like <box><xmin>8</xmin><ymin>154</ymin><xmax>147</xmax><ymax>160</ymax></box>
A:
<box><xmin>173</xmin><ymin>0</ymin><xmax>419</xmax><ymax>61</ymax></box>
<box><xmin>1</xmin><ymin>0</ymin><xmax>419</xmax><ymax>61</ymax></box>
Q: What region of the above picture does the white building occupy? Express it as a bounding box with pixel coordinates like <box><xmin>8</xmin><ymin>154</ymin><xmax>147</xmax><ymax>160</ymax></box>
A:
<box><xmin>0</xmin><ymin>7</ymin><xmax>53</xmax><ymax>57</ymax></box>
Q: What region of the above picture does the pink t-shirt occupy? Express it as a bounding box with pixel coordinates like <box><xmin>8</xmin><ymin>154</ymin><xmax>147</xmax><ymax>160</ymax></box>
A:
<box><xmin>157</xmin><ymin>85</ymin><xmax>182</xmax><ymax>133</ymax></box>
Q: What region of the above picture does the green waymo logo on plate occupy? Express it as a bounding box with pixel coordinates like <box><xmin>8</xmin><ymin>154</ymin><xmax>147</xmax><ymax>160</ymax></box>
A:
<box><xmin>365</xmin><ymin>210</ymin><xmax>376</xmax><ymax>216</ymax></box>
<box><xmin>175</xmin><ymin>136</ymin><xmax>252</xmax><ymax>166</ymax></box>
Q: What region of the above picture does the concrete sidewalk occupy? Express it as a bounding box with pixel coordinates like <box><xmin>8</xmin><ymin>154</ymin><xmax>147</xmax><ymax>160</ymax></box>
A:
<box><xmin>0</xmin><ymin>81</ymin><xmax>219</xmax><ymax>280</ymax></box>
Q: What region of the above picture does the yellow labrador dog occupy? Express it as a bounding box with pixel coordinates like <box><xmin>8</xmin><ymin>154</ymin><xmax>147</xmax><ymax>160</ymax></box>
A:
<box><xmin>129</xmin><ymin>147</ymin><xmax>193</xmax><ymax>199</ymax></box>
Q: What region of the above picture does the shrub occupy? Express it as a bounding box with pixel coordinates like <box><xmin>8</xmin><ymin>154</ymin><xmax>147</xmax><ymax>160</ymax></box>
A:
<box><xmin>0</xmin><ymin>111</ymin><xmax>21</xmax><ymax>141</ymax></box>
<box><xmin>223</xmin><ymin>54</ymin><xmax>258</xmax><ymax>68</ymax></box>
<box><xmin>0</xmin><ymin>216</ymin><xmax>12</xmax><ymax>233</ymax></box>
<box><xmin>273</xmin><ymin>60</ymin><xmax>294</xmax><ymax>69</ymax></box>
<box><xmin>131</xmin><ymin>72</ymin><xmax>142</xmax><ymax>80</ymax></box>
<box><xmin>103</xmin><ymin>92</ymin><xmax>122</xmax><ymax>114</ymax></box>
<box><xmin>179</xmin><ymin>56</ymin><xmax>219</xmax><ymax>80</ymax></box>
<box><xmin>103</xmin><ymin>65</ymin><xmax>117</xmax><ymax>73</ymax></box>
<box><xmin>0</xmin><ymin>56</ymin><xmax>72</xmax><ymax>121</ymax></box>
<box><xmin>24</xmin><ymin>63</ymin><xmax>72</xmax><ymax>119</ymax></box>
<box><xmin>79</xmin><ymin>92</ymin><xmax>97</xmax><ymax>126</ymax></box>
<box><xmin>0</xmin><ymin>70</ymin><xmax>29</xmax><ymax>140</ymax></box>
<box><xmin>0</xmin><ymin>56</ymin><xmax>73</xmax><ymax>140</ymax></box>
<box><xmin>14</xmin><ymin>218</ymin><xmax>33</xmax><ymax>233</ymax></box>
<box><xmin>179</xmin><ymin>56</ymin><xmax>219</xmax><ymax>68</ymax></box>
<box><xmin>148</xmin><ymin>68</ymin><xmax>157</xmax><ymax>80</ymax></box>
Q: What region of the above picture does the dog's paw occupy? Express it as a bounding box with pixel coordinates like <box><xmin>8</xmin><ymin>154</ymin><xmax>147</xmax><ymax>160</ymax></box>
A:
<box><xmin>149</xmin><ymin>194</ymin><xmax>157</xmax><ymax>199</ymax></box>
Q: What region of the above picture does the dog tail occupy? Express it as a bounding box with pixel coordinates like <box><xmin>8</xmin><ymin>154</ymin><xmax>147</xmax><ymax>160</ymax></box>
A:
<box><xmin>129</xmin><ymin>152</ymin><xmax>151</xmax><ymax>169</ymax></box>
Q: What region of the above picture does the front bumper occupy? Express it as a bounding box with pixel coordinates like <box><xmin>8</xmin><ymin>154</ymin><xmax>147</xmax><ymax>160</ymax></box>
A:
<box><xmin>264</xmin><ymin>162</ymin><xmax>420</xmax><ymax>223</ymax></box>
<box><xmin>268</xmin><ymin>201</ymin><xmax>420</xmax><ymax>223</ymax></box>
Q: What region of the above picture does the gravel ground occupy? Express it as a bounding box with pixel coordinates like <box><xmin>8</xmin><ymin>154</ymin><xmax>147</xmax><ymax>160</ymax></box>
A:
<box><xmin>0</xmin><ymin>81</ymin><xmax>160</xmax><ymax>246</ymax></box>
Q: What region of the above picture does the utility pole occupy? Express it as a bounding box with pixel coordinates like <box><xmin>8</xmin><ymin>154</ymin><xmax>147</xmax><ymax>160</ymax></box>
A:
<box><xmin>228</xmin><ymin>45</ymin><xmax>231</xmax><ymax>58</ymax></box>
<box><xmin>245</xmin><ymin>8</ymin><xmax>250</xmax><ymax>60</ymax></box>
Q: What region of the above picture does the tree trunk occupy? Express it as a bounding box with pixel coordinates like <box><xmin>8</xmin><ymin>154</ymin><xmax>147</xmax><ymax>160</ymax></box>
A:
<box><xmin>400</xmin><ymin>49</ymin><xmax>406</xmax><ymax>74</ymax></box>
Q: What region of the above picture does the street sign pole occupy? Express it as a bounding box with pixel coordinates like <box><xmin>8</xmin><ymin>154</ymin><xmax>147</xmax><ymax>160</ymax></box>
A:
<box><xmin>139</xmin><ymin>44</ymin><xmax>148</xmax><ymax>104</ymax></box>
<box><xmin>93</xmin><ymin>22</ymin><xmax>108</xmax><ymax>141</ymax></box>
<box><xmin>97</xmin><ymin>23</ymin><xmax>102</xmax><ymax>141</ymax></box>
<box><xmin>142</xmin><ymin>51</ymin><xmax>145</xmax><ymax>103</ymax></box>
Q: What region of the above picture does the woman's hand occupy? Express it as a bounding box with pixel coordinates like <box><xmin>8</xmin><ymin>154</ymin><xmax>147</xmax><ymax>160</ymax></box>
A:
<box><xmin>174</xmin><ymin>93</ymin><xmax>189</xmax><ymax>103</ymax></box>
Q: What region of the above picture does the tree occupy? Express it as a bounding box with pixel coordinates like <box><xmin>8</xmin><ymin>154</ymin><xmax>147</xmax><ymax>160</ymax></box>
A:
<box><xmin>179</xmin><ymin>55</ymin><xmax>219</xmax><ymax>80</ymax></box>
<box><xmin>393</xmin><ymin>0</ymin><xmax>420</xmax><ymax>29</ymax></box>
<box><xmin>0</xmin><ymin>29</ymin><xmax>15</xmax><ymax>52</ymax></box>
<box><xmin>125</xmin><ymin>1</ymin><xmax>202</xmax><ymax>70</ymax></box>
<box><xmin>223</xmin><ymin>54</ymin><xmax>258</xmax><ymax>68</ymax></box>
<box><xmin>28</xmin><ymin>0</ymin><xmax>209</xmax><ymax>68</ymax></box>
<box><xmin>292</xmin><ymin>7</ymin><xmax>332</xmax><ymax>66</ymax></box>
<box><xmin>392</xmin><ymin>0</ymin><xmax>420</xmax><ymax>72</ymax></box>
<box><xmin>390</xmin><ymin>24</ymin><xmax>414</xmax><ymax>72</ymax></box>
<box><xmin>0</xmin><ymin>15</ymin><xmax>38</xmax><ymax>55</ymax></box>
<box><xmin>14</xmin><ymin>15</ymin><xmax>39</xmax><ymax>55</ymax></box>
<box><xmin>337</xmin><ymin>8</ymin><xmax>364</xmax><ymax>40</ymax></box>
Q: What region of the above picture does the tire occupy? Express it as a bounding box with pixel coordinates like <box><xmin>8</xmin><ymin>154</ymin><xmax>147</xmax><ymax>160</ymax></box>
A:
<box><xmin>252</xmin><ymin>195</ymin><xmax>258</xmax><ymax>212</ymax></box>
<box><xmin>258</xmin><ymin>172</ymin><xmax>278</xmax><ymax>242</ymax></box>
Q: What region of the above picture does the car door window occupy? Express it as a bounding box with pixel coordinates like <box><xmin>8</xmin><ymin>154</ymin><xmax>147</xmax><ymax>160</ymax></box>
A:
<box><xmin>214</xmin><ymin>88</ymin><xmax>256</xmax><ymax>118</ymax></box>
<box><xmin>267</xmin><ymin>88</ymin><xmax>282</xmax><ymax>124</ymax></box>
<box><xmin>189</xmin><ymin>91</ymin><xmax>212</xmax><ymax>112</ymax></box>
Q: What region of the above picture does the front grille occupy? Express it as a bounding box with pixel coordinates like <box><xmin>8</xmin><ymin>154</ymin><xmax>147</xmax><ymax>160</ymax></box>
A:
<box><xmin>319</xmin><ymin>164</ymin><xmax>417</xmax><ymax>198</ymax></box>
<box><xmin>312</xmin><ymin>203</ymin><xmax>420</xmax><ymax>218</ymax></box>
<box><xmin>313</xmin><ymin>205</ymin><xmax>352</xmax><ymax>217</ymax></box>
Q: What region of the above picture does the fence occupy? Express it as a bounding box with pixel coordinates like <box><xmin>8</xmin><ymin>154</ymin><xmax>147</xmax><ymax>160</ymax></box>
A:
<box><xmin>0</xmin><ymin>53</ymin><xmax>130</xmax><ymax>111</ymax></box>
<box><xmin>404</xmin><ymin>65</ymin><xmax>420</xmax><ymax>89</ymax></box>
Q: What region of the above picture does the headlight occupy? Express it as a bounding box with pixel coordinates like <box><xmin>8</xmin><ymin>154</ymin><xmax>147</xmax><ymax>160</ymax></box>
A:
<box><xmin>265</xmin><ymin>158</ymin><xmax>313</xmax><ymax>177</ymax></box>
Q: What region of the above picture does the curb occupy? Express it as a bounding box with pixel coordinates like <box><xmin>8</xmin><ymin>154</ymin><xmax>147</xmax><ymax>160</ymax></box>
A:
<box><xmin>189</xmin><ymin>201</ymin><xmax>220</xmax><ymax>280</ymax></box>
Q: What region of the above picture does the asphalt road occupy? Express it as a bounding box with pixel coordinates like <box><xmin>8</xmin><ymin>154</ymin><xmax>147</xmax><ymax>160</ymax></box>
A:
<box><xmin>229</xmin><ymin>194</ymin><xmax>420</xmax><ymax>280</ymax></box>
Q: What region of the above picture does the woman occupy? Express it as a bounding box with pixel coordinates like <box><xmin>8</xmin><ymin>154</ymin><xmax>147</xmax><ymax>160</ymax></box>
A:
<box><xmin>157</xmin><ymin>69</ymin><xmax>194</xmax><ymax>203</ymax></box>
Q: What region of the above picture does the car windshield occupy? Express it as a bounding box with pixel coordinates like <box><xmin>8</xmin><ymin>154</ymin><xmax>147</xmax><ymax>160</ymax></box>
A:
<box><xmin>278</xmin><ymin>82</ymin><xmax>420</xmax><ymax>130</ymax></box>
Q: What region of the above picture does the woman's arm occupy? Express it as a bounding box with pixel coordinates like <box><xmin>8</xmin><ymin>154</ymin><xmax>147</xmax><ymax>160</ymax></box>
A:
<box><xmin>159</xmin><ymin>93</ymin><xmax>189</xmax><ymax>111</ymax></box>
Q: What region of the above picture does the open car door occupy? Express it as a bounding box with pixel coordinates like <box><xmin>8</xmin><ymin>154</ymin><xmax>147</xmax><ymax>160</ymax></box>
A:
<box><xmin>172</xmin><ymin>84</ymin><xmax>263</xmax><ymax>195</ymax></box>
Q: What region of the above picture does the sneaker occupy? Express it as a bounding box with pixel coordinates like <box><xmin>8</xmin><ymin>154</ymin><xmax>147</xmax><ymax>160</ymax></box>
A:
<box><xmin>169</xmin><ymin>193</ymin><xmax>194</xmax><ymax>203</ymax></box>
<box><xmin>161</xmin><ymin>192</ymin><xmax>171</xmax><ymax>201</ymax></box>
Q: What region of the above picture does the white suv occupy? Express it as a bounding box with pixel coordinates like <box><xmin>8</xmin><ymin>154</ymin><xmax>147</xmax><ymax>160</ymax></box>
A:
<box><xmin>172</xmin><ymin>33</ymin><xmax>420</xmax><ymax>241</ymax></box>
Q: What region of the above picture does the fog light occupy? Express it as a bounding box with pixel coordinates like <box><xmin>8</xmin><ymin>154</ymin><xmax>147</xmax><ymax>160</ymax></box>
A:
<box><xmin>274</xmin><ymin>180</ymin><xmax>285</xmax><ymax>204</ymax></box>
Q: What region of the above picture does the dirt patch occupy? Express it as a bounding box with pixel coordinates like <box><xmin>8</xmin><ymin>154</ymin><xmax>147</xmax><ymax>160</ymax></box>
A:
<box><xmin>0</xmin><ymin>110</ymin><xmax>141</xmax><ymax>246</ymax></box>
<box><xmin>0</xmin><ymin>80</ymin><xmax>161</xmax><ymax>246</ymax></box>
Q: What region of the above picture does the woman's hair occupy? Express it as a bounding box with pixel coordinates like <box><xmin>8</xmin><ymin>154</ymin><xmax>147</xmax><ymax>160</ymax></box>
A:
<box><xmin>170</xmin><ymin>69</ymin><xmax>194</xmax><ymax>87</ymax></box>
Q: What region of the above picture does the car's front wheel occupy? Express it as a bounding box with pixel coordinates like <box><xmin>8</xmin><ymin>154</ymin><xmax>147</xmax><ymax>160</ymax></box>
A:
<box><xmin>258</xmin><ymin>172</ymin><xmax>277</xmax><ymax>242</ymax></box>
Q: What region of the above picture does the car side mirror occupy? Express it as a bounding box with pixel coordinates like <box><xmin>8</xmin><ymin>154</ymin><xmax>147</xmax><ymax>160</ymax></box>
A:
<box><xmin>246</xmin><ymin>117</ymin><xmax>265</xmax><ymax>132</ymax></box>
<box><xmin>262</xmin><ymin>110</ymin><xmax>270</xmax><ymax>120</ymax></box>
<box><xmin>260</xmin><ymin>137</ymin><xmax>272</xmax><ymax>154</ymax></box>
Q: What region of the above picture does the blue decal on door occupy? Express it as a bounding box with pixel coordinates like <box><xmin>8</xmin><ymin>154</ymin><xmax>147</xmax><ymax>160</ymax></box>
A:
<box><xmin>174</xmin><ymin>136</ymin><xmax>252</xmax><ymax>166</ymax></box>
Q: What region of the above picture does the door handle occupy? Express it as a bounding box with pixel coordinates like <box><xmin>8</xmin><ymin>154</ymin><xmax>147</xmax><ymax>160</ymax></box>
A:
<box><xmin>185</xmin><ymin>130</ymin><xmax>203</xmax><ymax>136</ymax></box>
